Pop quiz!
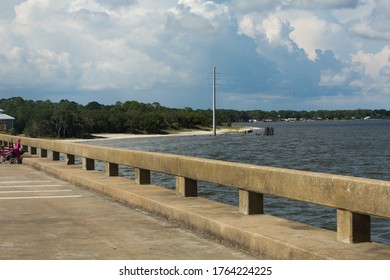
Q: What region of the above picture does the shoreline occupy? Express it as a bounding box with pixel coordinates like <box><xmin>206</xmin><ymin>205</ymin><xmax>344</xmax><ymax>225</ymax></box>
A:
<box><xmin>68</xmin><ymin>127</ymin><xmax>258</xmax><ymax>142</ymax></box>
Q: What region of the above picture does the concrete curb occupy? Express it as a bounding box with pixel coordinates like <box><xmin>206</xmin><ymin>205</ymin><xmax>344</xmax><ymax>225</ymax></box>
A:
<box><xmin>24</xmin><ymin>157</ymin><xmax>390</xmax><ymax>260</ymax></box>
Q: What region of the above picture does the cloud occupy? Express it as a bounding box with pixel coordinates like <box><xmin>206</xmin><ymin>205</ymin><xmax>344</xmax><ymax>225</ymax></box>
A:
<box><xmin>95</xmin><ymin>0</ymin><xmax>137</xmax><ymax>8</ymax></box>
<box><xmin>231</xmin><ymin>0</ymin><xmax>278</xmax><ymax>14</ymax></box>
<box><xmin>320</xmin><ymin>68</ymin><xmax>354</xmax><ymax>87</ymax></box>
<box><xmin>352</xmin><ymin>45</ymin><xmax>390</xmax><ymax>78</ymax></box>
<box><xmin>287</xmin><ymin>13</ymin><xmax>354</xmax><ymax>60</ymax></box>
<box><xmin>261</xmin><ymin>15</ymin><xmax>295</xmax><ymax>49</ymax></box>
<box><xmin>232</xmin><ymin>0</ymin><xmax>359</xmax><ymax>13</ymax></box>
<box><xmin>284</xmin><ymin>0</ymin><xmax>359</xmax><ymax>10</ymax></box>
<box><xmin>351</xmin><ymin>45</ymin><xmax>390</xmax><ymax>97</ymax></box>
<box><xmin>2</xmin><ymin>0</ymin><xmax>175</xmax><ymax>92</ymax></box>
<box><xmin>168</xmin><ymin>0</ymin><xmax>232</xmax><ymax>37</ymax></box>
<box><xmin>302</xmin><ymin>91</ymin><xmax>390</xmax><ymax>110</ymax></box>
<box><xmin>347</xmin><ymin>0</ymin><xmax>390</xmax><ymax>40</ymax></box>
<box><xmin>0</xmin><ymin>0</ymin><xmax>25</xmax><ymax>20</ymax></box>
<box><xmin>0</xmin><ymin>0</ymin><xmax>389</xmax><ymax>110</ymax></box>
<box><xmin>237</xmin><ymin>13</ymin><xmax>304</xmax><ymax>65</ymax></box>
<box><xmin>237</xmin><ymin>5</ymin><xmax>357</xmax><ymax>61</ymax></box>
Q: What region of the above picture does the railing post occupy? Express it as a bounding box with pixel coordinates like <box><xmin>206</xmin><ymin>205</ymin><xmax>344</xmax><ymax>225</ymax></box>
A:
<box><xmin>40</xmin><ymin>149</ymin><xmax>47</xmax><ymax>158</ymax></box>
<box><xmin>239</xmin><ymin>190</ymin><xmax>264</xmax><ymax>215</ymax></box>
<box><xmin>52</xmin><ymin>151</ymin><xmax>60</xmax><ymax>161</ymax></box>
<box><xmin>106</xmin><ymin>162</ymin><xmax>118</xmax><ymax>177</ymax></box>
<box><xmin>82</xmin><ymin>158</ymin><xmax>95</xmax><ymax>171</ymax></box>
<box><xmin>66</xmin><ymin>154</ymin><xmax>75</xmax><ymax>165</ymax></box>
<box><xmin>337</xmin><ymin>209</ymin><xmax>371</xmax><ymax>243</ymax></box>
<box><xmin>176</xmin><ymin>176</ymin><xmax>197</xmax><ymax>197</ymax></box>
<box><xmin>135</xmin><ymin>168</ymin><xmax>151</xmax><ymax>185</ymax></box>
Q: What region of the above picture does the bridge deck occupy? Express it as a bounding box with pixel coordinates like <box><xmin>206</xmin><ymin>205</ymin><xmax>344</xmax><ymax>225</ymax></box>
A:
<box><xmin>0</xmin><ymin>163</ymin><xmax>256</xmax><ymax>260</ymax></box>
<box><xmin>2</xmin><ymin>156</ymin><xmax>390</xmax><ymax>260</ymax></box>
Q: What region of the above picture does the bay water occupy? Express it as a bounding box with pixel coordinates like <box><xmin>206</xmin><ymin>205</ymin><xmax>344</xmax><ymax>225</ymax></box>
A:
<box><xmin>86</xmin><ymin>120</ymin><xmax>390</xmax><ymax>246</ymax></box>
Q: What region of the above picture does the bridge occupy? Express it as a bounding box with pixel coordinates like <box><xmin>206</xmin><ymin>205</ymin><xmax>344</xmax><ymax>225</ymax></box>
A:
<box><xmin>1</xmin><ymin>134</ymin><xmax>389</xmax><ymax>259</ymax></box>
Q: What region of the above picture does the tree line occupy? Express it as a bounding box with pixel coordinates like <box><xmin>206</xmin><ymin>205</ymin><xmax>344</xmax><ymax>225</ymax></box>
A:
<box><xmin>1</xmin><ymin>97</ymin><xmax>389</xmax><ymax>138</ymax></box>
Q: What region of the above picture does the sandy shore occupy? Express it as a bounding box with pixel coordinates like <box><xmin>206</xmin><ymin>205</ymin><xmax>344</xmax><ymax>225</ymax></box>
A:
<box><xmin>69</xmin><ymin>127</ymin><xmax>258</xmax><ymax>142</ymax></box>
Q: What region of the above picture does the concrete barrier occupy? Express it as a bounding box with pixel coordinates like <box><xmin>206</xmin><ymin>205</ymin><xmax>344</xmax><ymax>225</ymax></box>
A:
<box><xmin>1</xmin><ymin>134</ymin><xmax>389</xmax><ymax>259</ymax></box>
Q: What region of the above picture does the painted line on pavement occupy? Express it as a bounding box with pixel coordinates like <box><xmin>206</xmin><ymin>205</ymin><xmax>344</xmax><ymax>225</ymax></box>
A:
<box><xmin>0</xmin><ymin>190</ymin><xmax>72</xmax><ymax>194</ymax></box>
<box><xmin>0</xmin><ymin>185</ymin><xmax>63</xmax><ymax>189</ymax></box>
<box><xmin>0</xmin><ymin>180</ymin><xmax>52</xmax><ymax>184</ymax></box>
<box><xmin>0</xmin><ymin>195</ymin><xmax>83</xmax><ymax>200</ymax></box>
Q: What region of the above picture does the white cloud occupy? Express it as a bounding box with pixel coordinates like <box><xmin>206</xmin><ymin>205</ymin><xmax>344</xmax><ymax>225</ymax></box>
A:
<box><xmin>33</xmin><ymin>49</ymin><xmax>72</xmax><ymax>79</ymax></box>
<box><xmin>352</xmin><ymin>46</ymin><xmax>390</xmax><ymax>78</ymax></box>
<box><xmin>284</xmin><ymin>0</ymin><xmax>359</xmax><ymax>10</ymax></box>
<box><xmin>168</xmin><ymin>0</ymin><xmax>231</xmax><ymax>36</ymax></box>
<box><xmin>262</xmin><ymin>15</ymin><xmax>294</xmax><ymax>49</ymax></box>
<box><xmin>95</xmin><ymin>0</ymin><xmax>137</xmax><ymax>8</ymax></box>
<box><xmin>287</xmin><ymin>12</ymin><xmax>353</xmax><ymax>60</ymax></box>
<box><xmin>237</xmin><ymin>13</ymin><xmax>301</xmax><ymax>63</ymax></box>
<box><xmin>0</xmin><ymin>0</ymin><xmax>389</xmax><ymax>110</ymax></box>
<box><xmin>347</xmin><ymin>0</ymin><xmax>390</xmax><ymax>40</ymax></box>
<box><xmin>350</xmin><ymin>45</ymin><xmax>390</xmax><ymax>97</ymax></box>
<box><xmin>237</xmin><ymin>5</ymin><xmax>357</xmax><ymax>61</ymax></box>
<box><xmin>320</xmin><ymin>68</ymin><xmax>353</xmax><ymax>87</ymax></box>
<box><xmin>1</xmin><ymin>0</ymin><xmax>177</xmax><ymax>92</ymax></box>
<box><xmin>232</xmin><ymin>0</ymin><xmax>359</xmax><ymax>13</ymax></box>
<box><xmin>231</xmin><ymin>0</ymin><xmax>277</xmax><ymax>13</ymax></box>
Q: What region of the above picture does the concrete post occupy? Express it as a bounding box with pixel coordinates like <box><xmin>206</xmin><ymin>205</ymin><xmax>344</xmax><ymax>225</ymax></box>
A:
<box><xmin>52</xmin><ymin>151</ymin><xmax>60</xmax><ymax>161</ymax></box>
<box><xmin>106</xmin><ymin>162</ymin><xmax>119</xmax><ymax>177</ymax></box>
<box><xmin>66</xmin><ymin>154</ymin><xmax>75</xmax><ymax>165</ymax></box>
<box><xmin>135</xmin><ymin>168</ymin><xmax>150</xmax><ymax>185</ymax></box>
<box><xmin>82</xmin><ymin>158</ymin><xmax>95</xmax><ymax>171</ymax></box>
<box><xmin>176</xmin><ymin>176</ymin><xmax>197</xmax><ymax>197</ymax></box>
<box><xmin>40</xmin><ymin>149</ymin><xmax>47</xmax><ymax>158</ymax></box>
<box><xmin>337</xmin><ymin>209</ymin><xmax>371</xmax><ymax>243</ymax></box>
<box><xmin>239</xmin><ymin>190</ymin><xmax>264</xmax><ymax>215</ymax></box>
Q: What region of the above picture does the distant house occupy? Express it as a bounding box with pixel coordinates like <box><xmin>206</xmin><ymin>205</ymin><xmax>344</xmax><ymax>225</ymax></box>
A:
<box><xmin>0</xmin><ymin>109</ymin><xmax>15</xmax><ymax>131</ymax></box>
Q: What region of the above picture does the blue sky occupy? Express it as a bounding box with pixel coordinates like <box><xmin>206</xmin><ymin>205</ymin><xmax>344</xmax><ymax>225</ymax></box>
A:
<box><xmin>0</xmin><ymin>0</ymin><xmax>389</xmax><ymax>110</ymax></box>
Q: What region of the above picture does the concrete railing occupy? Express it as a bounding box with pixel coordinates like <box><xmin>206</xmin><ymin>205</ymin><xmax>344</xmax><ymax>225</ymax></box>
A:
<box><xmin>1</xmin><ymin>134</ymin><xmax>389</xmax><ymax>244</ymax></box>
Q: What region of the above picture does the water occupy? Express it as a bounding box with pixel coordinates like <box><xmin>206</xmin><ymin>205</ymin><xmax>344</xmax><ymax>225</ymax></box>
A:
<box><xmin>85</xmin><ymin>120</ymin><xmax>390</xmax><ymax>245</ymax></box>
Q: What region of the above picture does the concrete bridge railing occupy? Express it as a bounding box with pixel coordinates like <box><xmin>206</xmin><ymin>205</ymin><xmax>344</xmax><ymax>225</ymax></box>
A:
<box><xmin>1</xmin><ymin>134</ymin><xmax>389</xmax><ymax>244</ymax></box>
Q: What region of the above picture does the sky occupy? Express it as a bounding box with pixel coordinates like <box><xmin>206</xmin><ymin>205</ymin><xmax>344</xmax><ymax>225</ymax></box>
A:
<box><xmin>0</xmin><ymin>0</ymin><xmax>389</xmax><ymax>111</ymax></box>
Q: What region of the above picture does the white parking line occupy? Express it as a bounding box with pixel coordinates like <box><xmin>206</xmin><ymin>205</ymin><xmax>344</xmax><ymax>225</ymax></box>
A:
<box><xmin>0</xmin><ymin>195</ymin><xmax>82</xmax><ymax>200</ymax></box>
<box><xmin>0</xmin><ymin>180</ymin><xmax>52</xmax><ymax>184</ymax></box>
<box><xmin>0</xmin><ymin>190</ymin><xmax>72</xmax><ymax>194</ymax></box>
<box><xmin>0</xmin><ymin>185</ymin><xmax>62</xmax><ymax>189</ymax></box>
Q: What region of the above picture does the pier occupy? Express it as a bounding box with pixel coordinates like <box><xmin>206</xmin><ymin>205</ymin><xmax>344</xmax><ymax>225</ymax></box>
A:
<box><xmin>1</xmin><ymin>134</ymin><xmax>389</xmax><ymax>259</ymax></box>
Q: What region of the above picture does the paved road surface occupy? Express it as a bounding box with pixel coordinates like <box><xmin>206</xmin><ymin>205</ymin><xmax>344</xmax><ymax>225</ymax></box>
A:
<box><xmin>0</xmin><ymin>163</ymin><xmax>256</xmax><ymax>260</ymax></box>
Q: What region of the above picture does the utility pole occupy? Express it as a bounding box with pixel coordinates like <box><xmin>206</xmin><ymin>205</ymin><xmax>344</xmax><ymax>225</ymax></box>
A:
<box><xmin>213</xmin><ymin>66</ymin><xmax>216</xmax><ymax>136</ymax></box>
